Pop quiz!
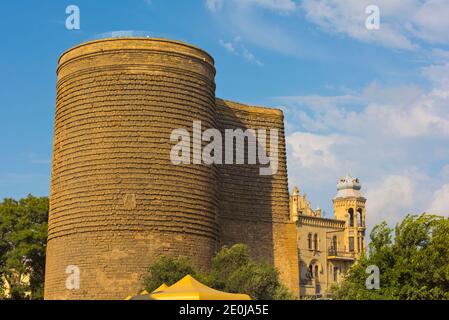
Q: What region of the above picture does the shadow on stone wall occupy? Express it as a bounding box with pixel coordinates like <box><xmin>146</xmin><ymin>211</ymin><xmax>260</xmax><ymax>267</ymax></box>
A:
<box><xmin>216</xmin><ymin>100</ymin><xmax>275</xmax><ymax>264</ymax></box>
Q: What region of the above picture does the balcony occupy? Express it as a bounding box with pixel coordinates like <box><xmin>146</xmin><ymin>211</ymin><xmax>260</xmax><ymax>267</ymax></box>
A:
<box><xmin>327</xmin><ymin>248</ymin><xmax>355</xmax><ymax>261</ymax></box>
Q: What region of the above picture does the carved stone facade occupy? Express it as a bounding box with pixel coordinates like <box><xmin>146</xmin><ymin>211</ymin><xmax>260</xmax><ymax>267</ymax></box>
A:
<box><xmin>44</xmin><ymin>38</ymin><xmax>299</xmax><ymax>299</ymax></box>
<box><xmin>291</xmin><ymin>175</ymin><xmax>366</xmax><ymax>298</ymax></box>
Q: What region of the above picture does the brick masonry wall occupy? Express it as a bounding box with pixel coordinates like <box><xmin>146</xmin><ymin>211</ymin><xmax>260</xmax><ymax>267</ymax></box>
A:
<box><xmin>45</xmin><ymin>231</ymin><xmax>216</xmax><ymax>299</ymax></box>
<box><xmin>216</xmin><ymin>99</ymin><xmax>299</xmax><ymax>296</ymax></box>
<box><xmin>45</xmin><ymin>38</ymin><xmax>299</xmax><ymax>299</ymax></box>
<box><xmin>45</xmin><ymin>38</ymin><xmax>219</xmax><ymax>299</ymax></box>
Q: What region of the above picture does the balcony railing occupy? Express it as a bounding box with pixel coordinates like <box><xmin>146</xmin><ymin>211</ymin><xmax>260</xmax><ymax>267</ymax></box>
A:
<box><xmin>327</xmin><ymin>248</ymin><xmax>356</xmax><ymax>260</ymax></box>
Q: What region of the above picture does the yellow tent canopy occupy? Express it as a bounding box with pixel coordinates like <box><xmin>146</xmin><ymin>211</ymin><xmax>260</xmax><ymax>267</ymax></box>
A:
<box><xmin>125</xmin><ymin>284</ymin><xmax>167</xmax><ymax>300</ymax></box>
<box><xmin>128</xmin><ymin>294</ymin><xmax>154</xmax><ymax>300</ymax></box>
<box><xmin>152</xmin><ymin>283</ymin><xmax>169</xmax><ymax>293</ymax></box>
<box><xmin>125</xmin><ymin>289</ymin><xmax>153</xmax><ymax>300</ymax></box>
<box><xmin>149</xmin><ymin>275</ymin><xmax>251</xmax><ymax>300</ymax></box>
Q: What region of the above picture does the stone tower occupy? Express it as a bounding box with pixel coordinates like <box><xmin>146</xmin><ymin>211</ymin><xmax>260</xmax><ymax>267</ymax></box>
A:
<box><xmin>45</xmin><ymin>38</ymin><xmax>219</xmax><ymax>299</ymax></box>
<box><xmin>332</xmin><ymin>175</ymin><xmax>366</xmax><ymax>257</ymax></box>
<box><xmin>44</xmin><ymin>37</ymin><xmax>299</xmax><ymax>299</ymax></box>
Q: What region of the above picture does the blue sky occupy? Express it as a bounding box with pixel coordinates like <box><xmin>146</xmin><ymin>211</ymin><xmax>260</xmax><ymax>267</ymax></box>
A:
<box><xmin>1</xmin><ymin>0</ymin><xmax>449</xmax><ymax>232</ymax></box>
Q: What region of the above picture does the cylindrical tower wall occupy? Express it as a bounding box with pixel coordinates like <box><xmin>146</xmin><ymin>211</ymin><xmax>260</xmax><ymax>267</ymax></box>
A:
<box><xmin>44</xmin><ymin>38</ymin><xmax>218</xmax><ymax>299</ymax></box>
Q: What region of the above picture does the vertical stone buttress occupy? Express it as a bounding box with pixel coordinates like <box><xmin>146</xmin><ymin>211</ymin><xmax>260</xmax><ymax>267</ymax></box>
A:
<box><xmin>216</xmin><ymin>100</ymin><xmax>299</xmax><ymax>296</ymax></box>
<box><xmin>45</xmin><ymin>38</ymin><xmax>219</xmax><ymax>299</ymax></box>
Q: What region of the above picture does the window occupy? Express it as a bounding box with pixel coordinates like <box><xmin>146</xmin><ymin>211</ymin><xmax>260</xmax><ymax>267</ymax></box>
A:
<box><xmin>358</xmin><ymin>235</ymin><xmax>365</xmax><ymax>252</ymax></box>
<box><xmin>333</xmin><ymin>267</ymin><xmax>338</xmax><ymax>282</ymax></box>
<box><xmin>348</xmin><ymin>208</ymin><xmax>354</xmax><ymax>227</ymax></box>
<box><xmin>357</xmin><ymin>208</ymin><xmax>363</xmax><ymax>226</ymax></box>
<box><xmin>313</xmin><ymin>233</ymin><xmax>318</xmax><ymax>251</ymax></box>
<box><xmin>314</xmin><ymin>265</ymin><xmax>319</xmax><ymax>279</ymax></box>
<box><xmin>308</xmin><ymin>233</ymin><xmax>312</xmax><ymax>249</ymax></box>
<box><xmin>308</xmin><ymin>264</ymin><xmax>313</xmax><ymax>279</ymax></box>
<box><xmin>301</xmin><ymin>263</ymin><xmax>309</xmax><ymax>281</ymax></box>
<box><xmin>332</xmin><ymin>235</ymin><xmax>337</xmax><ymax>252</ymax></box>
<box><xmin>349</xmin><ymin>236</ymin><xmax>355</xmax><ymax>252</ymax></box>
<box><xmin>315</xmin><ymin>284</ymin><xmax>321</xmax><ymax>295</ymax></box>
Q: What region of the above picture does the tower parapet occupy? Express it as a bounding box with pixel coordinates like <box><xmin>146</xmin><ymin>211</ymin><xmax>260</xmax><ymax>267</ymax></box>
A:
<box><xmin>290</xmin><ymin>186</ymin><xmax>322</xmax><ymax>221</ymax></box>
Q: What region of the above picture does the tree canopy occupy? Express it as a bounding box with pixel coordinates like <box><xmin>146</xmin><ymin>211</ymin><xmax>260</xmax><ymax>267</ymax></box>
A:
<box><xmin>0</xmin><ymin>195</ymin><xmax>48</xmax><ymax>299</ymax></box>
<box><xmin>142</xmin><ymin>244</ymin><xmax>294</xmax><ymax>300</ymax></box>
<box><xmin>332</xmin><ymin>213</ymin><xmax>449</xmax><ymax>300</ymax></box>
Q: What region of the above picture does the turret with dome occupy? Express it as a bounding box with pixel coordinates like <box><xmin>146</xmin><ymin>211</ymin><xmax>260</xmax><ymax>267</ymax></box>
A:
<box><xmin>334</xmin><ymin>175</ymin><xmax>365</xmax><ymax>199</ymax></box>
<box><xmin>333</xmin><ymin>174</ymin><xmax>366</xmax><ymax>258</ymax></box>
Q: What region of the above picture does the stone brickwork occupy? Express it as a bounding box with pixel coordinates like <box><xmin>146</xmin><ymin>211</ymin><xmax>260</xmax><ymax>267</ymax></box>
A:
<box><xmin>44</xmin><ymin>38</ymin><xmax>299</xmax><ymax>299</ymax></box>
<box><xmin>216</xmin><ymin>99</ymin><xmax>299</xmax><ymax>293</ymax></box>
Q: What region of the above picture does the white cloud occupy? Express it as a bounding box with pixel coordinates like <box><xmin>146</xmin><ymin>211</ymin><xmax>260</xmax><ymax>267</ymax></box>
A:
<box><xmin>410</xmin><ymin>0</ymin><xmax>449</xmax><ymax>44</ymax></box>
<box><xmin>279</xmin><ymin>78</ymin><xmax>449</xmax><ymax>138</ymax></box>
<box><xmin>219</xmin><ymin>39</ymin><xmax>236</xmax><ymax>53</ymax></box>
<box><xmin>206</xmin><ymin>0</ymin><xmax>296</xmax><ymax>13</ymax></box>
<box><xmin>422</xmin><ymin>62</ymin><xmax>449</xmax><ymax>88</ymax></box>
<box><xmin>207</xmin><ymin>0</ymin><xmax>449</xmax><ymax>56</ymax></box>
<box><xmin>364</xmin><ymin>175</ymin><xmax>416</xmax><ymax>227</ymax></box>
<box><xmin>431</xmin><ymin>49</ymin><xmax>449</xmax><ymax>61</ymax></box>
<box><xmin>206</xmin><ymin>0</ymin><xmax>223</xmax><ymax>12</ymax></box>
<box><xmin>279</xmin><ymin>60</ymin><xmax>449</xmax><ymax>230</ymax></box>
<box><xmin>203</xmin><ymin>1</ymin><xmax>449</xmax><ymax>231</ymax></box>
<box><xmin>287</xmin><ymin>132</ymin><xmax>355</xmax><ymax>169</ymax></box>
<box><xmin>241</xmin><ymin>47</ymin><xmax>263</xmax><ymax>66</ymax></box>
<box><xmin>427</xmin><ymin>184</ymin><xmax>449</xmax><ymax>216</ymax></box>
<box><xmin>300</xmin><ymin>0</ymin><xmax>449</xmax><ymax>49</ymax></box>
<box><xmin>244</xmin><ymin>0</ymin><xmax>297</xmax><ymax>12</ymax></box>
<box><xmin>301</xmin><ymin>0</ymin><xmax>416</xmax><ymax>50</ymax></box>
<box><xmin>219</xmin><ymin>38</ymin><xmax>264</xmax><ymax>66</ymax></box>
<box><xmin>206</xmin><ymin>0</ymin><xmax>303</xmax><ymax>56</ymax></box>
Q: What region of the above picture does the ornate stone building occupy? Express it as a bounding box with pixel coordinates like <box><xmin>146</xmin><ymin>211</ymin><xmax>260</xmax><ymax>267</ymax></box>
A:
<box><xmin>291</xmin><ymin>175</ymin><xmax>366</xmax><ymax>298</ymax></box>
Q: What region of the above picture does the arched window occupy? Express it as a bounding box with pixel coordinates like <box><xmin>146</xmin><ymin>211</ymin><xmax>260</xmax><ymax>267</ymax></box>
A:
<box><xmin>300</xmin><ymin>262</ymin><xmax>308</xmax><ymax>280</ymax></box>
<box><xmin>348</xmin><ymin>208</ymin><xmax>354</xmax><ymax>227</ymax></box>
<box><xmin>332</xmin><ymin>235</ymin><xmax>337</xmax><ymax>252</ymax></box>
<box><xmin>308</xmin><ymin>233</ymin><xmax>312</xmax><ymax>249</ymax></box>
<box><xmin>313</xmin><ymin>233</ymin><xmax>318</xmax><ymax>251</ymax></box>
<box><xmin>308</xmin><ymin>264</ymin><xmax>313</xmax><ymax>279</ymax></box>
<box><xmin>314</xmin><ymin>265</ymin><xmax>319</xmax><ymax>279</ymax></box>
<box><xmin>349</xmin><ymin>236</ymin><xmax>355</xmax><ymax>252</ymax></box>
<box><xmin>357</xmin><ymin>208</ymin><xmax>363</xmax><ymax>226</ymax></box>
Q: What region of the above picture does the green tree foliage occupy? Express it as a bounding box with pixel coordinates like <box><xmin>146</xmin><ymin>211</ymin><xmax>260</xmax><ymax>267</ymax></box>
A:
<box><xmin>332</xmin><ymin>214</ymin><xmax>449</xmax><ymax>300</ymax></box>
<box><xmin>142</xmin><ymin>244</ymin><xmax>294</xmax><ymax>300</ymax></box>
<box><xmin>0</xmin><ymin>195</ymin><xmax>48</xmax><ymax>300</ymax></box>
<box><xmin>206</xmin><ymin>244</ymin><xmax>294</xmax><ymax>300</ymax></box>
<box><xmin>142</xmin><ymin>256</ymin><xmax>198</xmax><ymax>292</ymax></box>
